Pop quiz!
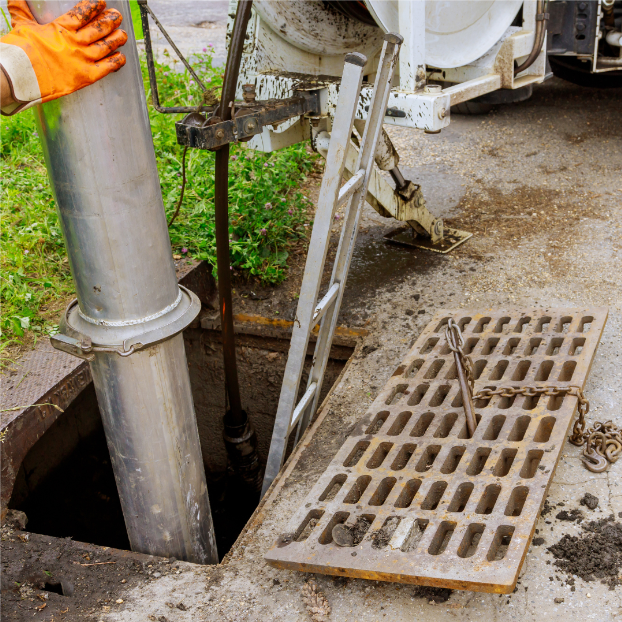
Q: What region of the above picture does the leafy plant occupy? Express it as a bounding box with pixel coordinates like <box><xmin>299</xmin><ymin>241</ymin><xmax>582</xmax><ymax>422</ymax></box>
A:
<box><xmin>0</xmin><ymin>49</ymin><xmax>317</xmax><ymax>346</ymax></box>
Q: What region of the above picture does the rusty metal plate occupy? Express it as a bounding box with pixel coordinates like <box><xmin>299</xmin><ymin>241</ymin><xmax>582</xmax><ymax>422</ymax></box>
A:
<box><xmin>265</xmin><ymin>308</ymin><xmax>607</xmax><ymax>593</ymax></box>
<box><xmin>384</xmin><ymin>226</ymin><xmax>472</xmax><ymax>254</ymax></box>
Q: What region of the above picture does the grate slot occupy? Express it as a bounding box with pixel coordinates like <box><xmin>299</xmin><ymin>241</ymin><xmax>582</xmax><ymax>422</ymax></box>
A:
<box><xmin>266</xmin><ymin>308</ymin><xmax>606</xmax><ymax>593</ymax></box>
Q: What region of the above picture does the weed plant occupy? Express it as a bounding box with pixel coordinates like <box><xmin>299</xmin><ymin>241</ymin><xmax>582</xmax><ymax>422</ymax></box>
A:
<box><xmin>1</xmin><ymin>48</ymin><xmax>316</xmax><ymax>348</ymax></box>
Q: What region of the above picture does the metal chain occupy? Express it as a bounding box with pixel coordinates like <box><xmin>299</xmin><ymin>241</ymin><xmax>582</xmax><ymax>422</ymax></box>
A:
<box><xmin>445</xmin><ymin>322</ymin><xmax>622</xmax><ymax>473</ymax></box>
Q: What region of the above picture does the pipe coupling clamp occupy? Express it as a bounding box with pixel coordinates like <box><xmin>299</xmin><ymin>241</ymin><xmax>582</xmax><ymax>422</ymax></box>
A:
<box><xmin>51</xmin><ymin>285</ymin><xmax>201</xmax><ymax>361</ymax></box>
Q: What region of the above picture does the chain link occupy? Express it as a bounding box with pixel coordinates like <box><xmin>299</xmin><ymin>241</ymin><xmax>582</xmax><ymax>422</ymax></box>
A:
<box><xmin>445</xmin><ymin>322</ymin><xmax>621</xmax><ymax>473</ymax></box>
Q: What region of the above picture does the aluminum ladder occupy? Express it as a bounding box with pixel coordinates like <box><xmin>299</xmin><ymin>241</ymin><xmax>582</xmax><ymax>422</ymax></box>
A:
<box><xmin>262</xmin><ymin>33</ymin><xmax>404</xmax><ymax>497</ymax></box>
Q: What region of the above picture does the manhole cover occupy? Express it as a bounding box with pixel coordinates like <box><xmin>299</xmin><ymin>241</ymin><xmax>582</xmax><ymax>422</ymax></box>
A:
<box><xmin>265</xmin><ymin>308</ymin><xmax>607</xmax><ymax>593</ymax></box>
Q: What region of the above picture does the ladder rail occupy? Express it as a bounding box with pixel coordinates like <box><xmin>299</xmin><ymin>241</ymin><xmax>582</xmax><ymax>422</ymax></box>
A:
<box><xmin>261</xmin><ymin>53</ymin><xmax>368</xmax><ymax>497</ymax></box>
<box><xmin>297</xmin><ymin>34</ymin><xmax>404</xmax><ymax>440</ymax></box>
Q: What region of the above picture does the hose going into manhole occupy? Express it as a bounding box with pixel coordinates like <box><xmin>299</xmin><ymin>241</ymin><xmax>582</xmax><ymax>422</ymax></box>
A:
<box><xmin>215</xmin><ymin>0</ymin><xmax>263</xmax><ymax>494</ymax></box>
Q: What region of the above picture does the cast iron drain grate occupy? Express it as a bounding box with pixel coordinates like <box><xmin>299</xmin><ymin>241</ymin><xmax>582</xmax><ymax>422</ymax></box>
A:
<box><xmin>265</xmin><ymin>308</ymin><xmax>607</xmax><ymax>593</ymax></box>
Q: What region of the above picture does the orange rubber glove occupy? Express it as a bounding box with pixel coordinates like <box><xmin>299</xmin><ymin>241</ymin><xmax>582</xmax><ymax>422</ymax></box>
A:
<box><xmin>0</xmin><ymin>0</ymin><xmax>128</xmax><ymax>115</ymax></box>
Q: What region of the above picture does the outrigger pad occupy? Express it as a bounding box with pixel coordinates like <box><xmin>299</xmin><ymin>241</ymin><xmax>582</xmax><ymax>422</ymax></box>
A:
<box><xmin>265</xmin><ymin>308</ymin><xmax>607</xmax><ymax>593</ymax></box>
<box><xmin>384</xmin><ymin>226</ymin><xmax>472</xmax><ymax>254</ymax></box>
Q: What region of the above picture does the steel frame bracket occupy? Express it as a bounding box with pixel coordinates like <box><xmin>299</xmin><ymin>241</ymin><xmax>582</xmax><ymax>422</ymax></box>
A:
<box><xmin>175</xmin><ymin>92</ymin><xmax>320</xmax><ymax>151</ymax></box>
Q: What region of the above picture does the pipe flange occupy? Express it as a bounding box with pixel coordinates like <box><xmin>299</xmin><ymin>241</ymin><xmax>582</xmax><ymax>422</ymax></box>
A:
<box><xmin>52</xmin><ymin>286</ymin><xmax>201</xmax><ymax>360</ymax></box>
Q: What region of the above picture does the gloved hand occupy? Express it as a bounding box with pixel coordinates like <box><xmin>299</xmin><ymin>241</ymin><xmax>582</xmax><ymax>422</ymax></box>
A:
<box><xmin>0</xmin><ymin>0</ymin><xmax>128</xmax><ymax>115</ymax></box>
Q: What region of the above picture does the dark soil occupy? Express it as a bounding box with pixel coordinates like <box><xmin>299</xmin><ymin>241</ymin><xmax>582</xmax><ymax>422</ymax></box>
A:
<box><xmin>555</xmin><ymin>509</ymin><xmax>584</xmax><ymax>522</ymax></box>
<box><xmin>372</xmin><ymin>517</ymin><xmax>400</xmax><ymax>549</ymax></box>
<box><xmin>0</xmin><ymin>528</ymin><xmax>212</xmax><ymax>621</ymax></box>
<box><xmin>411</xmin><ymin>585</ymin><xmax>452</xmax><ymax>604</ymax></box>
<box><xmin>580</xmin><ymin>492</ymin><xmax>599</xmax><ymax>510</ymax></box>
<box><xmin>548</xmin><ymin>515</ymin><xmax>622</xmax><ymax>590</ymax></box>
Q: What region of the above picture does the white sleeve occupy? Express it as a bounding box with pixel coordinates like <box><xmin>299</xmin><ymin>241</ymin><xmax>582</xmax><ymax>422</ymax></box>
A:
<box><xmin>0</xmin><ymin>42</ymin><xmax>42</xmax><ymax>116</ymax></box>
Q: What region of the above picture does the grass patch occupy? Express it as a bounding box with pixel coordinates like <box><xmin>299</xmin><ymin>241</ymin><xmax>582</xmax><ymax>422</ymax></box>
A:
<box><xmin>1</xmin><ymin>48</ymin><xmax>318</xmax><ymax>350</ymax></box>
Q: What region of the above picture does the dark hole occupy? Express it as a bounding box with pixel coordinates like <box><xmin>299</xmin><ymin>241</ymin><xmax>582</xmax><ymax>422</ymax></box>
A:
<box><xmin>534</xmin><ymin>360</ymin><xmax>553</xmax><ymax>381</ymax></box>
<box><xmin>473</xmin><ymin>318</ymin><xmax>491</xmax><ymax>333</ymax></box>
<box><xmin>428</xmin><ymin>521</ymin><xmax>455</xmax><ymax>555</ymax></box>
<box><xmin>410</xmin><ymin>412</ymin><xmax>435</xmax><ymax>437</ymax></box>
<box><xmin>9</xmin><ymin>321</ymin><xmax>353</xmax><ymax>561</ymax></box>
<box><xmin>467</xmin><ymin>448</ymin><xmax>492</xmax><ymax>475</ymax></box>
<box><xmin>405</xmin><ymin>359</ymin><xmax>425</xmax><ymax>378</ymax></box>
<box><xmin>570</xmin><ymin>338</ymin><xmax>585</xmax><ymax>355</ymax></box>
<box><xmin>493</xmin><ymin>448</ymin><xmax>517</xmax><ymax>477</ymax></box>
<box><xmin>434</xmin><ymin>318</ymin><xmax>451</xmax><ymax>332</ymax></box>
<box><xmin>482</xmin><ymin>415</ymin><xmax>506</xmax><ymax>440</ymax></box>
<box><xmin>525</xmin><ymin>337</ymin><xmax>542</xmax><ymax>355</ymax></box>
<box><xmin>546</xmin><ymin>337</ymin><xmax>564</xmax><ymax>355</ymax></box>
<box><xmin>387</xmin><ymin>412</ymin><xmax>413</xmax><ymax>436</ymax></box>
<box><xmin>457</xmin><ymin>413</ymin><xmax>482</xmax><ymax>438</ymax></box>
<box><xmin>579</xmin><ymin>317</ymin><xmax>593</xmax><ymax>333</ymax></box>
<box><xmin>343</xmin><ymin>476</ymin><xmax>372</xmax><ymax>504</ymax></box>
<box><xmin>366</xmin><ymin>443</ymin><xmax>394</xmax><ymax>469</ymax></box>
<box><xmin>505</xmin><ymin>487</ymin><xmax>529</xmax><ymax>517</ymax></box>
<box><xmin>534</xmin><ymin>417</ymin><xmax>555</xmax><ymax>442</ymax></box>
<box><xmin>295</xmin><ymin>510</ymin><xmax>325</xmax><ymax>542</ymax></box>
<box><xmin>556</xmin><ymin>316</ymin><xmax>573</xmax><ymax>333</ymax></box>
<box><xmin>421</xmin><ymin>337</ymin><xmax>439</xmax><ymax>354</ymax></box>
<box><xmin>493</xmin><ymin>317</ymin><xmax>511</xmax><ymax>333</ymax></box>
<box><xmin>457</xmin><ymin>524</ymin><xmax>484</xmax><ymax>558</ymax></box>
<box><xmin>512</xmin><ymin>360</ymin><xmax>531</xmax><ymax>381</ymax></box>
<box><xmin>489</xmin><ymin>360</ymin><xmax>509</xmax><ymax>381</ymax></box>
<box><xmin>369</xmin><ymin>478</ymin><xmax>397</xmax><ymax>506</ymax></box>
<box><xmin>448</xmin><ymin>482</ymin><xmax>474</xmax><ymax>512</ymax></box>
<box><xmin>520</xmin><ymin>450</ymin><xmax>544</xmax><ymax>478</ymax></box>
<box><xmin>507</xmin><ymin>416</ymin><xmax>531</xmax><ymax>442</ymax></box>
<box><xmin>366</xmin><ymin>412</ymin><xmax>389</xmax><ymax>434</ymax></box>
<box><xmin>487</xmin><ymin>526</ymin><xmax>514</xmax><ymax>561</ymax></box>
<box><xmin>394</xmin><ymin>479</ymin><xmax>422</xmax><ymax>509</ymax></box>
<box><xmin>386</xmin><ymin>384</ymin><xmax>408</xmax><ymax>405</ymax></box>
<box><xmin>407</xmin><ymin>385</ymin><xmax>430</xmax><ymax>406</ymax></box>
<box><xmin>503</xmin><ymin>338</ymin><xmax>521</xmax><ymax>355</ymax></box>
<box><xmin>481</xmin><ymin>337</ymin><xmax>500</xmax><ymax>355</ymax></box>
<box><xmin>473</xmin><ymin>360</ymin><xmax>487</xmax><ymax>379</ymax></box>
<box><xmin>433</xmin><ymin>413</ymin><xmax>459</xmax><ymax>438</ymax></box>
<box><xmin>344</xmin><ymin>441</ymin><xmax>370</xmax><ymax>467</ymax></box>
<box><xmin>558</xmin><ymin>361</ymin><xmax>576</xmax><ymax>381</ymax></box>
<box><xmin>415</xmin><ymin>445</ymin><xmax>441</xmax><ymax>472</ymax></box>
<box><xmin>514</xmin><ymin>317</ymin><xmax>531</xmax><ymax>333</ymax></box>
<box><xmin>44</xmin><ymin>583</ymin><xmax>64</xmax><ymax>596</ymax></box>
<box><xmin>429</xmin><ymin>385</ymin><xmax>451</xmax><ymax>407</ymax></box>
<box><xmin>319</xmin><ymin>512</ymin><xmax>349</xmax><ymax>545</ymax></box>
<box><xmin>536</xmin><ymin>316</ymin><xmax>551</xmax><ymax>332</ymax></box>
<box><xmin>391</xmin><ymin>444</ymin><xmax>417</xmax><ymax>470</ymax></box>
<box><xmin>424</xmin><ymin>359</ymin><xmax>445</xmax><ymax>379</ymax></box>
<box><xmin>440</xmin><ymin>446</ymin><xmax>466</xmax><ymax>474</ymax></box>
<box><xmin>319</xmin><ymin>474</ymin><xmax>347</xmax><ymax>502</ymax></box>
<box><xmin>421</xmin><ymin>481</ymin><xmax>448</xmax><ymax>511</ymax></box>
<box><xmin>476</xmin><ymin>484</ymin><xmax>501</xmax><ymax>514</ymax></box>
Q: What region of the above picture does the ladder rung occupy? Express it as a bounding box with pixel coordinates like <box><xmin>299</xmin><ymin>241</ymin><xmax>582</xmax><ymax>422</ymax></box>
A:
<box><xmin>311</xmin><ymin>283</ymin><xmax>340</xmax><ymax>329</ymax></box>
<box><xmin>289</xmin><ymin>382</ymin><xmax>318</xmax><ymax>433</ymax></box>
<box><xmin>337</xmin><ymin>169</ymin><xmax>364</xmax><ymax>207</ymax></box>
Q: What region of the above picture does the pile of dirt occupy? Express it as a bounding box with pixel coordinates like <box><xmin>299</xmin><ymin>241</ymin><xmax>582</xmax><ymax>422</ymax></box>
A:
<box><xmin>548</xmin><ymin>515</ymin><xmax>622</xmax><ymax>590</ymax></box>
<box><xmin>580</xmin><ymin>492</ymin><xmax>599</xmax><ymax>510</ymax></box>
<box><xmin>372</xmin><ymin>517</ymin><xmax>400</xmax><ymax>549</ymax></box>
<box><xmin>555</xmin><ymin>508</ymin><xmax>584</xmax><ymax>523</ymax></box>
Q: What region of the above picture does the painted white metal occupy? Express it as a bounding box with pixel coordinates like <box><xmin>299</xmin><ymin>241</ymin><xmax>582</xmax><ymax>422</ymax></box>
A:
<box><xmin>365</xmin><ymin>0</ymin><xmax>523</xmax><ymax>68</ymax></box>
<box><xmin>398</xmin><ymin>1</ymin><xmax>426</xmax><ymax>91</ymax></box>
<box><xmin>337</xmin><ymin>169</ymin><xmax>365</xmax><ymax>207</ymax></box>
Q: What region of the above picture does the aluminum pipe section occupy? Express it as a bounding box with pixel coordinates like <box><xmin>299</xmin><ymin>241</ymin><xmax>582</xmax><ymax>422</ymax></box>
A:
<box><xmin>28</xmin><ymin>0</ymin><xmax>217</xmax><ymax>564</ymax></box>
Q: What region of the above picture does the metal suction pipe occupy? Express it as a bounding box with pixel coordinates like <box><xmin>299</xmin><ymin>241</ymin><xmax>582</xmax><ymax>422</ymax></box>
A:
<box><xmin>28</xmin><ymin>0</ymin><xmax>217</xmax><ymax>564</ymax></box>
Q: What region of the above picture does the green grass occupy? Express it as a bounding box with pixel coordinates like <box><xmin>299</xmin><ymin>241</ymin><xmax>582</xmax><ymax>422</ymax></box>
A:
<box><xmin>0</xmin><ymin>49</ymin><xmax>317</xmax><ymax>346</ymax></box>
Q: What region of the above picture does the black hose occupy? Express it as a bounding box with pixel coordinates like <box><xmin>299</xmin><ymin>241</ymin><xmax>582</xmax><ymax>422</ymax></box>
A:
<box><xmin>214</xmin><ymin>0</ymin><xmax>254</xmax><ymax>425</ymax></box>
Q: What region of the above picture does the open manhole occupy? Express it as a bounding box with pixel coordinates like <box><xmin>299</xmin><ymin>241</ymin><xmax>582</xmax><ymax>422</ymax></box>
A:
<box><xmin>7</xmin><ymin>316</ymin><xmax>355</xmax><ymax>560</ymax></box>
<box><xmin>265</xmin><ymin>307</ymin><xmax>607</xmax><ymax>593</ymax></box>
